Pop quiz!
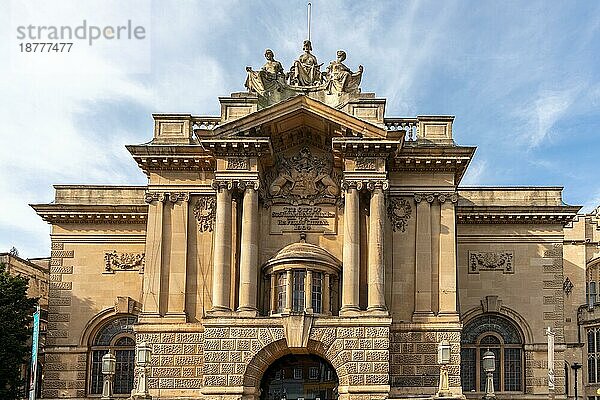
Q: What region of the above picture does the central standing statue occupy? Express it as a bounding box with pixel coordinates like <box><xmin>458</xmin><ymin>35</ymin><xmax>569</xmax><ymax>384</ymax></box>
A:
<box><xmin>288</xmin><ymin>40</ymin><xmax>323</xmax><ymax>87</ymax></box>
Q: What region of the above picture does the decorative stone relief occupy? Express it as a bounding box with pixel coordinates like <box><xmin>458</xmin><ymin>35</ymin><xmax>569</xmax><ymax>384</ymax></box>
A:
<box><xmin>226</xmin><ymin>157</ymin><xmax>249</xmax><ymax>170</ymax></box>
<box><xmin>563</xmin><ymin>277</ymin><xmax>574</xmax><ymax>295</ymax></box>
<box><xmin>387</xmin><ymin>197</ymin><xmax>412</xmax><ymax>232</ymax></box>
<box><xmin>193</xmin><ymin>196</ymin><xmax>216</xmax><ymax>232</ymax></box>
<box><xmin>264</xmin><ymin>146</ymin><xmax>340</xmax><ymax>206</ymax></box>
<box><xmin>468</xmin><ymin>251</ymin><xmax>513</xmax><ymax>274</ymax></box>
<box><xmin>355</xmin><ymin>157</ymin><xmax>376</xmax><ymax>170</ymax></box>
<box><xmin>104</xmin><ymin>251</ymin><xmax>145</xmax><ymax>272</ymax></box>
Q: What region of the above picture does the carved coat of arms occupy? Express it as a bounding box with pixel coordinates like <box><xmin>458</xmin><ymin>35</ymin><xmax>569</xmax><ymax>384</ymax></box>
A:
<box><xmin>264</xmin><ymin>146</ymin><xmax>340</xmax><ymax>205</ymax></box>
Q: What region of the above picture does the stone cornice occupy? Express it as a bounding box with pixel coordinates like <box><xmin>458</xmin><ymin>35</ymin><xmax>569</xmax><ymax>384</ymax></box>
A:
<box><xmin>391</xmin><ymin>145</ymin><xmax>476</xmax><ymax>184</ymax></box>
<box><xmin>199</xmin><ymin>137</ymin><xmax>272</xmax><ymax>157</ymax></box>
<box><xmin>456</xmin><ymin>205</ymin><xmax>580</xmax><ymax>224</ymax></box>
<box><xmin>127</xmin><ymin>144</ymin><xmax>214</xmax><ymax>174</ymax></box>
<box><xmin>31</xmin><ymin>204</ymin><xmax>148</xmax><ymax>224</ymax></box>
<box><xmin>332</xmin><ymin>138</ymin><xmax>401</xmax><ymax>156</ymax></box>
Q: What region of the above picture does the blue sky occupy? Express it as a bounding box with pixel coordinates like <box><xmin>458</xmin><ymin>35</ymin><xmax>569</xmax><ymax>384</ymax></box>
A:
<box><xmin>1</xmin><ymin>0</ymin><xmax>599</xmax><ymax>258</ymax></box>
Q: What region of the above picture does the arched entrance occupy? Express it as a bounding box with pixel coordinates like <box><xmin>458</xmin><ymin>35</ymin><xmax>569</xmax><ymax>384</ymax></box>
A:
<box><xmin>260</xmin><ymin>354</ymin><xmax>338</xmax><ymax>400</ymax></box>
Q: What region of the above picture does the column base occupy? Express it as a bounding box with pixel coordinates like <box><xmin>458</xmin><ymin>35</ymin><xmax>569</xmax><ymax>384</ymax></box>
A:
<box><xmin>236</xmin><ymin>307</ymin><xmax>259</xmax><ymax>317</ymax></box>
<box><xmin>367</xmin><ymin>306</ymin><xmax>389</xmax><ymax>316</ymax></box>
<box><xmin>436</xmin><ymin>312</ymin><xmax>461</xmax><ymax>323</ymax></box>
<box><xmin>138</xmin><ymin>312</ymin><xmax>161</xmax><ymax>323</ymax></box>
<box><xmin>163</xmin><ymin>312</ymin><xmax>187</xmax><ymax>323</ymax></box>
<box><xmin>339</xmin><ymin>305</ymin><xmax>362</xmax><ymax>316</ymax></box>
<box><xmin>207</xmin><ymin>306</ymin><xmax>233</xmax><ymax>317</ymax></box>
<box><xmin>412</xmin><ymin>311</ymin><xmax>436</xmax><ymax>323</ymax></box>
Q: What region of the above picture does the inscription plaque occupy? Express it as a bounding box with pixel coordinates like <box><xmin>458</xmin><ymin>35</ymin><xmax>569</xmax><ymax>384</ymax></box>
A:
<box><xmin>270</xmin><ymin>205</ymin><xmax>337</xmax><ymax>234</ymax></box>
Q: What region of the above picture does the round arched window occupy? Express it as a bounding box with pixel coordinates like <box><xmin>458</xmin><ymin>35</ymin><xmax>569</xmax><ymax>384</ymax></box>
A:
<box><xmin>461</xmin><ymin>314</ymin><xmax>524</xmax><ymax>393</ymax></box>
<box><xmin>89</xmin><ymin>316</ymin><xmax>137</xmax><ymax>395</ymax></box>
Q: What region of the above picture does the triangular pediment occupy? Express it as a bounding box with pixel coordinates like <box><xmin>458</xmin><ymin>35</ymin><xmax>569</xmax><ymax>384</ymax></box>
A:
<box><xmin>212</xmin><ymin>95</ymin><xmax>387</xmax><ymax>142</ymax></box>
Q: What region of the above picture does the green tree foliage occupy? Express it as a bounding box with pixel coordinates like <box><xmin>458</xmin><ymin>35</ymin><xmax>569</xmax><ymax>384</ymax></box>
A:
<box><xmin>0</xmin><ymin>263</ymin><xmax>38</xmax><ymax>399</ymax></box>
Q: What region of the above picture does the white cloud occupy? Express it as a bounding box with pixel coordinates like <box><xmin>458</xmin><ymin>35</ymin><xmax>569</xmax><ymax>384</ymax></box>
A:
<box><xmin>460</xmin><ymin>159</ymin><xmax>487</xmax><ymax>186</ymax></box>
<box><xmin>516</xmin><ymin>87</ymin><xmax>579</xmax><ymax>148</ymax></box>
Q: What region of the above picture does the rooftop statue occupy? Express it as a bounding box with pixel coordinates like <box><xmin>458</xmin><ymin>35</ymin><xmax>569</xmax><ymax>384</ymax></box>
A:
<box><xmin>245</xmin><ymin>49</ymin><xmax>286</xmax><ymax>96</ymax></box>
<box><xmin>325</xmin><ymin>50</ymin><xmax>363</xmax><ymax>95</ymax></box>
<box><xmin>243</xmin><ymin>44</ymin><xmax>365</xmax><ymax>108</ymax></box>
<box><xmin>288</xmin><ymin>40</ymin><xmax>323</xmax><ymax>87</ymax></box>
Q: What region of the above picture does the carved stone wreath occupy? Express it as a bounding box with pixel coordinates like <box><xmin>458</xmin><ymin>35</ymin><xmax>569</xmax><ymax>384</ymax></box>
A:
<box><xmin>104</xmin><ymin>251</ymin><xmax>145</xmax><ymax>272</ymax></box>
<box><xmin>193</xmin><ymin>196</ymin><xmax>216</xmax><ymax>232</ymax></box>
<box><xmin>468</xmin><ymin>251</ymin><xmax>513</xmax><ymax>274</ymax></box>
<box><xmin>387</xmin><ymin>197</ymin><xmax>412</xmax><ymax>232</ymax></box>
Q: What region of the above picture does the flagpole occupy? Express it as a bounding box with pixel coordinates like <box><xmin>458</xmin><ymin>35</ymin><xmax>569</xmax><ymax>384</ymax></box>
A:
<box><xmin>307</xmin><ymin>2</ymin><xmax>312</xmax><ymax>42</ymax></box>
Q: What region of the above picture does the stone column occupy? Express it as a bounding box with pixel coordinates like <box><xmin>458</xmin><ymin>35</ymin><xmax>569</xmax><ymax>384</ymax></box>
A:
<box><xmin>285</xmin><ymin>270</ymin><xmax>293</xmax><ymax>313</ymax></box>
<box><xmin>237</xmin><ymin>184</ymin><xmax>259</xmax><ymax>315</ymax></box>
<box><xmin>166</xmin><ymin>192</ymin><xmax>189</xmax><ymax>321</ymax></box>
<box><xmin>438</xmin><ymin>194</ymin><xmax>459</xmax><ymax>318</ymax></box>
<box><xmin>368</xmin><ymin>184</ymin><xmax>387</xmax><ymax>312</ymax></box>
<box><xmin>305</xmin><ymin>270</ymin><xmax>313</xmax><ymax>313</ymax></box>
<box><xmin>270</xmin><ymin>273</ymin><xmax>277</xmax><ymax>315</ymax></box>
<box><xmin>211</xmin><ymin>182</ymin><xmax>232</xmax><ymax>313</ymax></box>
<box><xmin>141</xmin><ymin>192</ymin><xmax>165</xmax><ymax>319</ymax></box>
<box><xmin>341</xmin><ymin>184</ymin><xmax>360</xmax><ymax>314</ymax></box>
<box><xmin>323</xmin><ymin>273</ymin><xmax>331</xmax><ymax>315</ymax></box>
<box><xmin>414</xmin><ymin>193</ymin><xmax>434</xmax><ymax>319</ymax></box>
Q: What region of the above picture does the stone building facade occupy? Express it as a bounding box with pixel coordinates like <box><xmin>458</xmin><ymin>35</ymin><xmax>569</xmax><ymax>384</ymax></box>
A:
<box><xmin>31</xmin><ymin>46</ymin><xmax>595</xmax><ymax>400</ymax></box>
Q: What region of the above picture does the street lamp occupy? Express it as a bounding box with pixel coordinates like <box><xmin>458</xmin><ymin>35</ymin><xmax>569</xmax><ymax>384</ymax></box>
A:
<box><xmin>132</xmin><ymin>342</ymin><xmax>153</xmax><ymax>399</ymax></box>
<box><xmin>436</xmin><ymin>340</ymin><xmax>452</xmax><ymax>397</ymax></box>
<box><xmin>572</xmin><ymin>362</ymin><xmax>582</xmax><ymax>400</ymax></box>
<box><xmin>482</xmin><ymin>350</ymin><xmax>496</xmax><ymax>400</ymax></box>
<box><xmin>101</xmin><ymin>352</ymin><xmax>116</xmax><ymax>400</ymax></box>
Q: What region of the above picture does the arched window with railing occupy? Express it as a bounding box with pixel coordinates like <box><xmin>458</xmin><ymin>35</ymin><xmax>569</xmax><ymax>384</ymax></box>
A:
<box><xmin>88</xmin><ymin>316</ymin><xmax>137</xmax><ymax>396</ymax></box>
<box><xmin>461</xmin><ymin>314</ymin><xmax>524</xmax><ymax>393</ymax></box>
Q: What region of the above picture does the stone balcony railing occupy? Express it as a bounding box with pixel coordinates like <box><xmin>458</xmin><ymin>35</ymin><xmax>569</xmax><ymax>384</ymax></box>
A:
<box><xmin>383</xmin><ymin>118</ymin><xmax>418</xmax><ymax>142</ymax></box>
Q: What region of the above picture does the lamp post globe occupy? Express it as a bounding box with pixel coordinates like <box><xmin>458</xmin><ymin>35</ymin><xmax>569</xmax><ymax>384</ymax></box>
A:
<box><xmin>436</xmin><ymin>340</ymin><xmax>452</xmax><ymax>397</ymax></box>
<box><xmin>101</xmin><ymin>352</ymin><xmax>116</xmax><ymax>400</ymax></box>
<box><xmin>482</xmin><ymin>350</ymin><xmax>496</xmax><ymax>400</ymax></box>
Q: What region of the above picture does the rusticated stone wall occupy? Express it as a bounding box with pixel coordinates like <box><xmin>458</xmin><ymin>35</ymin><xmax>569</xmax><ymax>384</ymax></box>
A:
<box><xmin>41</xmin><ymin>351</ymin><xmax>87</xmax><ymax>398</ymax></box>
<box><xmin>390</xmin><ymin>328</ymin><xmax>461</xmax><ymax>393</ymax></box>
<box><xmin>134</xmin><ymin>318</ymin><xmax>390</xmax><ymax>400</ymax></box>
<box><xmin>135</xmin><ymin>331</ymin><xmax>205</xmax><ymax>390</ymax></box>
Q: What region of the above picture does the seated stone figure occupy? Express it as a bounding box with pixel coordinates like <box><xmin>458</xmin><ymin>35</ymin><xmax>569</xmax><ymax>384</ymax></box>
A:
<box><xmin>288</xmin><ymin>40</ymin><xmax>323</xmax><ymax>87</ymax></box>
<box><xmin>325</xmin><ymin>50</ymin><xmax>363</xmax><ymax>95</ymax></box>
<box><xmin>245</xmin><ymin>49</ymin><xmax>285</xmax><ymax>95</ymax></box>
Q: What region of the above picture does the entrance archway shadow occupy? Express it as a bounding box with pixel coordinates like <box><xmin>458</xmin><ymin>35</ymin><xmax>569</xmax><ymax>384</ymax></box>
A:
<box><xmin>243</xmin><ymin>339</ymin><xmax>347</xmax><ymax>394</ymax></box>
<box><xmin>260</xmin><ymin>353</ymin><xmax>338</xmax><ymax>400</ymax></box>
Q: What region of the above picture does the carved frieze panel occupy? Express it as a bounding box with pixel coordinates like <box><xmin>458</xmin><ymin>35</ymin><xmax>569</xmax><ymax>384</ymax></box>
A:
<box><xmin>193</xmin><ymin>196</ymin><xmax>216</xmax><ymax>232</ymax></box>
<box><xmin>355</xmin><ymin>157</ymin><xmax>376</xmax><ymax>170</ymax></box>
<box><xmin>226</xmin><ymin>157</ymin><xmax>249</xmax><ymax>170</ymax></box>
<box><xmin>263</xmin><ymin>145</ymin><xmax>341</xmax><ymax>206</ymax></box>
<box><xmin>387</xmin><ymin>197</ymin><xmax>412</xmax><ymax>232</ymax></box>
<box><xmin>104</xmin><ymin>251</ymin><xmax>145</xmax><ymax>273</ymax></box>
<box><xmin>468</xmin><ymin>251</ymin><xmax>514</xmax><ymax>274</ymax></box>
